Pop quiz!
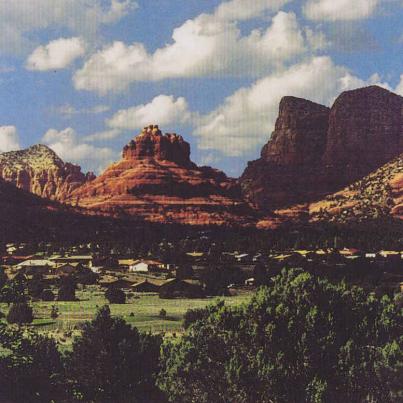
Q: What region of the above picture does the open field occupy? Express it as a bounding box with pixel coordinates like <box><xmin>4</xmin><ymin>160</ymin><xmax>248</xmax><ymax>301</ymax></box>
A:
<box><xmin>0</xmin><ymin>287</ymin><xmax>253</xmax><ymax>347</ymax></box>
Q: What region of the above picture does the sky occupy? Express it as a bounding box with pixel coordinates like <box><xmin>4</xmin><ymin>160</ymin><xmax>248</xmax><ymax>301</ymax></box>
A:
<box><xmin>0</xmin><ymin>0</ymin><xmax>402</xmax><ymax>177</ymax></box>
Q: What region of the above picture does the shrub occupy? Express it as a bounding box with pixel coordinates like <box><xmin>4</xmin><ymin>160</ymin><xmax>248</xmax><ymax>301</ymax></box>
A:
<box><xmin>182</xmin><ymin>307</ymin><xmax>209</xmax><ymax>330</ymax></box>
<box><xmin>50</xmin><ymin>305</ymin><xmax>59</xmax><ymax>320</ymax></box>
<box><xmin>41</xmin><ymin>289</ymin><xmax>55</xmax><ymax>301</ymax></box>
<box><xmin>58</xmin><ymin>277</ymin><xmax>76</xmax><ymax>301</ymax></box>
<box><xmin>158</xmin><ymin>269</ymin><xmax>402</xmax><ymax>403</ymax></box>
<box><xmin>105</xmin><ymin>287</ymin><xmax>126</xmax><ymax>304</ymax></box>
<box><xmin>66</xmin><ymin>306</ymin><xmax>165</xmax><ymax>402</ymax></box>
<box><xmin>7</xmin><ymin>302</ymin><xmax>34</xmax><ymax>325</ymax></box>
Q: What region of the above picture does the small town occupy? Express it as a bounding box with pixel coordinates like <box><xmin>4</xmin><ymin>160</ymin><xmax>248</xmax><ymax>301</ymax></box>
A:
<box><xmin>1</xmin><ymin>241</ymin><xmax>402</xmax><ymax>339</ymax></box>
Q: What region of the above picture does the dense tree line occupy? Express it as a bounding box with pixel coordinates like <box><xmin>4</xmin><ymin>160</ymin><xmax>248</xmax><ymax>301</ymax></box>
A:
<box><xmin>159</xmin><ymin>269</ymin><xmax>402</xmax><ymax>403</ymax></box>
<box><xmin>0</xmin><ymin>269</ymin><xmax>401</xmax><ymax>402</ymax></box>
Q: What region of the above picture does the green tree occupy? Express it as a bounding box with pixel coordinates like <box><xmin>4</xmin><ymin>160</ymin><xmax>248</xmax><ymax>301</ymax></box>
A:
<box><xmin>66</xmin><ymin>306</ymin><xmax>165</xmax><ymax>402</ymax></box>
<box><xmin>182</xmin><ymin>306</ymin><xmax>210</xmax><ymax>330</ymax></box>
<box><xmin>0</xmin><ymin>268</ymin><xmax>7</xmax><ymax>289</ymax></box>
<box><xmin>0</xmin><ymin>278</ymin><xmax>27</xmax><ymax>304</ymax></box>
<box><xmin>58</xmin><ymin>276</ymin><xmax>76</xmax><ymax>301</ymax></box>
<box><xmin>158</xmin><ymin>269</ymin><xmax>402</xmax><ymax>403</ymax></box>
<box><xmin>50</xmin><ymin>305</ymin><xmax>59</xmax><ymax>320</ymax></box>
<box><xmin>105</xmin><ymin>287</ymin><xmax>126</xmax><ymax>304</ymax></box>
<box><xmin>6</xmin><ymin>302</ymin><xmax>34</xmax><ymax>325</ymax></box>
<box><xmin>28</xmin><ymin>273</ymin><xmax>44</xmax><ymax>299</ymax></box>
<box><xmin>0</xmin><ymin>324</ymin><xmax>65</xmax><ymax>402</ymax></box>
<box><xmin>41</xmin><ymin>289</ymin><xmax>55</xmax><ymax>301</ymax></box>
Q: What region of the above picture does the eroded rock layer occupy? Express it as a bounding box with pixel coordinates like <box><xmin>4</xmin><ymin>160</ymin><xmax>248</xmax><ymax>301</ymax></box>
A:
<box><xmin>241</xmin><ymin>96</ymin><xmax>330</xmax><ymax>208</ymax></box>
<box><xmin>241</xmin><ymin>86</ymin><xmax>403</xmax><ymax>210</ymax></box>
<box><xmin>68</xmin><ymin>125</ymin><xmax>257</xmax><ymax>226</ymax></box>
<box><xmin>0</xmin><ymin>144</ymin><xmax>94</xmax><ymax>201</ymax></box>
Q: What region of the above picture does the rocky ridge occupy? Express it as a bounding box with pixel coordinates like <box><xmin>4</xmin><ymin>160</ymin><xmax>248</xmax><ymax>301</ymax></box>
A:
<box><xmin>0</xmin><ymin>144</ymin><xmax>95</xmax><ymax>201</ymax></box>
<box><xmin>67</xmin><ymin>125</ymin><xmax>257</xmax><ymax>226</ymax></box>
<box><xmin>241</xmin><ymin>86</ymin><xmax>403</xmax><ymax>210</ymax></box>
<box><xmin>309</xmin><ymin>154</ymin><xmax>403</xmax><ymax>223</ymax></box>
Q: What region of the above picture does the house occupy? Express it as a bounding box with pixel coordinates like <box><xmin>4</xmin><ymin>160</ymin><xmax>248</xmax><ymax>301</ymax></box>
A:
<box><xmin>234</xmin><ymin>253</ymin><xmax>249</xmax><ymax>263</ymax></box>
<box><xmin>16</xmin><ymin>259</ymin><xmax>56</xmax><ymax>274</ymax></box>
<box><xmin>128</xmin><ymin>260</ymin><xmax>165</xmax><ymax>273</ymax></box>
<box><xmin>132</xmin><ymin>279</ymin><xmax>161</xmax><ymax>293</ymax></box>
<box><xmin>118</xmin><ymin>259</ymin><xmax>138</xmax><ymax>270</ymax></box>
<box><xmin>2</xmin><ymin>255</ymin><xmax>35</xmax><ymax>266</ymax></box>
<box><xmin>50</xmin><ymin>255</ymin><xmax>93</xmax><ymax>267</ymax></box>
<box><xmin>159</xmin><ymin>278</ymin><xmax>204</xmax><ymax>298</ymax></box>
<box><xmin>54</xmin><ymin>263</ymin><xmax>79</xmax><ymax>276</ymax></box>
<box><xmin>99</xmin><ymin>276</ymin><xmax>134</xmax><ymax>289</ymax></box>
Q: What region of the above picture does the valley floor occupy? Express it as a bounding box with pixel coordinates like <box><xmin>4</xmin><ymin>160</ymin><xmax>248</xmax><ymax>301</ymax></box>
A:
<box><xmin>0</xmin><ymin>287</ymin><xmax>252</xmax><ymax>348</ymax></box>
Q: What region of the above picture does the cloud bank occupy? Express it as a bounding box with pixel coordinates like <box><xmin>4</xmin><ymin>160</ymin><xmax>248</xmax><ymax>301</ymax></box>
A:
<box><xmin>0</xmin><ymin>126</ymin><xmax>20</xmax><ymax>152</ymax></box>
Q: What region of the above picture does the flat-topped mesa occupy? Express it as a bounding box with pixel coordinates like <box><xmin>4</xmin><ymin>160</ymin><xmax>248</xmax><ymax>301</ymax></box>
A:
<box><xmin>240</xmin><ymin>96</ymin><xmax>330</xmax><ymax>209</ymax></box>
<box><xmin>261</xmin><ymin>96</ymin><xmax>330</xmax><ymax>165</ymax></box>
<box><xmin>122</xmin><ymin>124</ymin><xmax>192</xmax><ymax>167</ymax></box>
<box><xmin>323</xmin><ymin>85</ymin><xmax>403</xmax><ymax>176</ymax></box>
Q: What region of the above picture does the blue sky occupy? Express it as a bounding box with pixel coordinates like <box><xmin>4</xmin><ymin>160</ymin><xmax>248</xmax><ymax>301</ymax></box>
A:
<box><xmin>0</xmin><ymin>0</ymin><xmax>402</xmax><ymax>177</ymax></box>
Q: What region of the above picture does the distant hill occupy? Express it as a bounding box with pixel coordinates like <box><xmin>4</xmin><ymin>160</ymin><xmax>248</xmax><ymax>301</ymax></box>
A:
<box><xmin>1</xmin><ymin>86</ymin><xmax>402</xmax><ymax>234</ymax></box>
<box><xmin>0</xmin><ymin>144</ymin><xmax>95</xmax><ymax>201</ymax></box>
<box><xmin>309</xmin><ymin>155</ymin><xmax>402</xmax><ymax>224</ymax></box>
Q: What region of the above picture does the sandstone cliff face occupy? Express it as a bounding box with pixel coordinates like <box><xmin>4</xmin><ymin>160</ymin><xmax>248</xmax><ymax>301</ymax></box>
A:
<box><xmin>241</xmin><ymin>86</ymin><xmax>403</xmax><ymax>210</ymax></box>
<box><xmin>0</xmin><ymin>144</ymin><xmax>94</xmax><ymax>201</ymax></box>
<box><xmin>122</xmin><ymin>125</ymin><xmax>193</xmax><ymax>167</ymax></box>
<box><xmin>261</xmin><ymin>96</ymin><xmax>330</xmax><ymax>165</ymax></box>
<box><xmin>241</xmin><ymin>97</ymin><xmax>330</xmax><ymax>208</ymax></box>
<box><xmin>68</xmin><ymin>125</ymin><xmax>257</xmax><ymax>226</ymax></box>
<box><xmin>322</xmin><ymin>86</ymin><xmax>403</xmax><ymax>188</ymax></box>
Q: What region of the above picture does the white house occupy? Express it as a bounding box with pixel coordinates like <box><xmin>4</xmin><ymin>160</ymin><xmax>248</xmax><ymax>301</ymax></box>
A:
<box><xmin>128</xmin><ymin>260</ymin><xmax>165</xmax><ymax>273</ymax></box>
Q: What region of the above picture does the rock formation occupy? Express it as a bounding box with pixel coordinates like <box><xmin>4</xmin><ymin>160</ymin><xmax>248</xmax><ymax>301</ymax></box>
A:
<box><xmin>322</xmin><ymin>86</ymin><xmax>403</xmax><ymax>189</ymax></box>
<box><xmin>241</xmin><ymin>96</ymin><xmax>330</xmax><ymax>208</ymax></box>
<box><xmin>309</xmin><ymin>154</ymin><xmax>403</xmax><ymax>223</ymax></box>
<box><xmin>241</xmin><ymin>86</ymin><xmax>403</xmax><ymax>209</ymax></box>
<box><xmin>0</xmin><ymin>144</ymin><xmax>95</xmax><ymax>201</ymax></box>
<box><xmin>67</xmin><ymin>125</ymin><xmax>257</xmax><ymax>226</ymax></box>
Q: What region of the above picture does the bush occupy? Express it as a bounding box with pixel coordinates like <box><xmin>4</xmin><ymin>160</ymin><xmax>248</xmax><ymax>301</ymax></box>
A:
<box><xmin>50</xmin><ymin>305</ymin><xmax>59</xmax><ymax>320</ymax></box>
<box><xmin>0</xmin><ymin>327</ymin><xmax>64</xmax><ymax>402</ymax></box>
<box><xmin>105</xmin><ymin>287</ymin><xmax>126</xmax><ymax>304</ymax></box>
<box><xmin>159</xmin><ymin>308</ymin><xmax>167</xmax><ymax>318</ymax></box>
<box><xmin>183</xmin><ymin>307</ymin><xmax>209</xmax><ymax>330</ymax></box>
<box><xmin>66</xmin><ymin>305</ymin><xmax>165</xmax><ymax>402</ymax></box>
<box><xmin>158</xmin><ymin>269</ymin><xmax>402</xmax><ymax>403</ymax></box>
<box><xmin>58</xmin><ymin>277</ymin><xmax>76</xmax><ymax>301</ymax></box>
<box><xmin>7</xmin><ymin>302</ymin><xmax>34</xmax><ymax>325</ymax></box>
<box><xmin>41</xmin><ymin>289</ymin><xmax>55</xmax><ymax>301</ymax></box>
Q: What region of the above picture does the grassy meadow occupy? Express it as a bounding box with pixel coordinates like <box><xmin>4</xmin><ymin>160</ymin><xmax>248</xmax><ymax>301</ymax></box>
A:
<box><xmin>0</xmin><ymin>286</ymin><xmax>253</xmax><ymax>348</ymax></box>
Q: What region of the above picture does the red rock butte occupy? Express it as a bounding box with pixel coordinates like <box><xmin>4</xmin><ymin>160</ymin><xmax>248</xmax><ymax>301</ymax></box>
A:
<box><xmin>241</xmin><ymin>85</ymin><xmax>403</xmax><ymax>210</ymax></box>
<box><xmin>67</xmin><ymin>125</ymin><xmax>257</xmax><ymax>226</ymax></box>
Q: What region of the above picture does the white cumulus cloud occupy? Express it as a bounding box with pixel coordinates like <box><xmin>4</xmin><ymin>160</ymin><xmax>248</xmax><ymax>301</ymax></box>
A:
<box><xmin>107</xmin><ymin>95</ymin><xmax>192</xmax><ymax>130</ymax></box>
<box><xmin>53</xmin><ymin>103</ymin><xmax>110</xmax><ymax>117</ymax></box>
<box><xmin>193</xmin><ymin>56</ymin><xmax>383</xmax><ymax>157</ymax></box>
<box><xmin>42</xmin><ymin>127</ymin><xmax>117</xmax><ymax>173</ymax></box>
<box><xmin>396</xmin><ymin>74</ymin><xmax>403</xmax><ymax>95</ymax></box>
<box><xmin>215</xmin><ymin>0</ymin><xmax>291</xmax><ymax>21</ymax></box>
<box><xmin>303</xmin><ymin>0</ymin><xmax>379</xmax><ymax>21</ymax></box>
<box><xmin>73</xmin><ymin>10</ymin><xmax>318</xmax><ymax>93</ymax></box>
<box><xmin>26</xmin><ymin>37</ymin><xmax>86</xmax><ymax>71</ymax></box>
<box><xmin>0</xmin><ymin>0</ymin><xmax>137</xmax><ymax>55</ymax></box>
<box><xmin>0</xmin><ymin>126</ymin><xmax>20</xmax><ymax>152</ymax></box>
<box><xmin>84</xmin><ymin>129</ymin><xmax>122</xmax><ymax>142</ymax></box>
